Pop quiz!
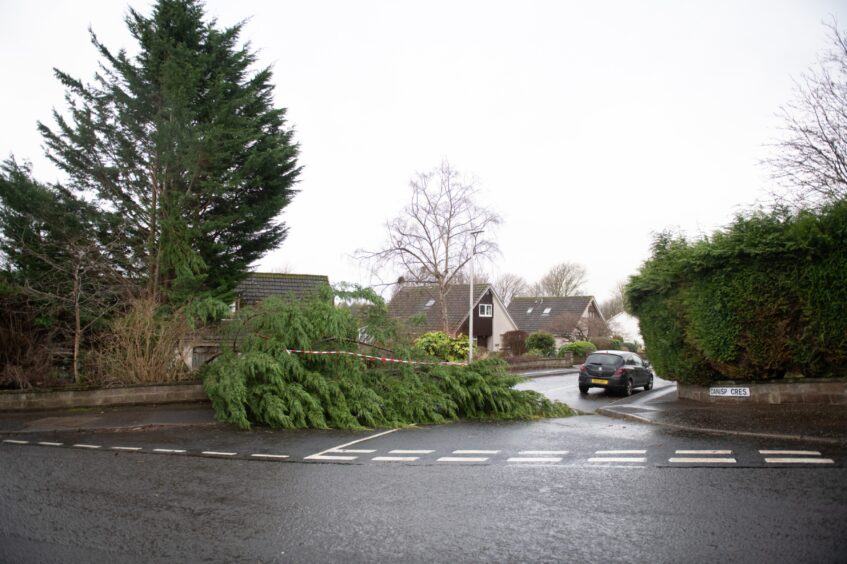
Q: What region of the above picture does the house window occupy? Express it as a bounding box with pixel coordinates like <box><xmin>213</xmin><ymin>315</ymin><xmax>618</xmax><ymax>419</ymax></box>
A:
<box><xmin>479</xmin><ymin>304</ymin><xmax>493</xmax><ymax>317</ymax></box>
<box><xmin>424</xmin><ymin>298</ymin><xmax>435</xmax><ymax>308</ymax></box>
<box><xmin>526</xmin><ymin>307</ymin><xmax>533</xmax><ymax>314</ymax></box>
<box><xmin>542</xmin><ymin>307</ymin><xmax>552</xmax><ymax>316</ymax></box>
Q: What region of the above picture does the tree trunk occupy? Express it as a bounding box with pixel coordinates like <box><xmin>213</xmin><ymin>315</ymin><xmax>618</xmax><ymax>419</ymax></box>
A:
<box><xmin>72</xmin><ymin>262</ymin><xmax>81</xmax><ymax>384</ymax></box>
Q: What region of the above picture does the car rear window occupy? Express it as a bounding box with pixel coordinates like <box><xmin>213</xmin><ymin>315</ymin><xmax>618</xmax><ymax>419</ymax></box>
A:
<box><xmin>586</xmin><ymin>353</ymin><xmax>624</xmax><ymax>367</ymax></box>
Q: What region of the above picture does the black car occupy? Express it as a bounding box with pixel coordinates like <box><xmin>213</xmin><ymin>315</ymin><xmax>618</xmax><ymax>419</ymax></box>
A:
<box><xmin>578</xmin><ymin>350</ymin><xmax>653</xmax><ymax>396</ymax></box>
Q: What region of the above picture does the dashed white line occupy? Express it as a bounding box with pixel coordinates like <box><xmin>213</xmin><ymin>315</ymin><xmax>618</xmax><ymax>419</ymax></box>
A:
<box><xmin>669</xmin><ymin>457</ymin><xmax>736</xmax><ymax>464</ymax></box>
<box><xmin>507</xmin><ymin>457</ymin><xmax>563</xmax><ymax>464</ymax></box>
<box><xmin>675</xmin><ymin>450</ymin><xmax>733</xmax><ymax>455</ymax></box>
<box><xmin>250</xmin><ymin>454</ymin><xmax>289</xmax><ymax>460</ymax></box>
<box><xmin>390</xmin><ymin>450</ymin><xmax>434</xmax><ymax>454</ymax></box>
<box><xmin>38</xmin><ymin>442</ymin><xmax>63</xmax><ymax>447</ymax></box>
<box><xmin>519</xmin><ymin>450</ymin><xmax>569</xmax><ymax>455</ymax></box>
<box><xmin>452</xmin><ymin>450</ymin><xmax>500</xmax><ymax>455</ymax></box>
<box><xmin>305</xmin><ymin>428</ymin><xmax>397</xmax><ymax>461</ymax></box>
<box><xmin>438</xmin><ymin>457</ymin><xmax>489</xmax><ymax>463</ymax></box>
<box><xmin>764</xmin><ymin>458</ymin><xmax>834</xmax><ymax>464</ymax></box>
<box><xmin>202</xmin><ymin>451</ymin><xmax>237</xmax><ymax>456</ymax></box>
<box><xmin>306</xmin><ymin>454</ymin><xmax>357</xmax><ymax>461</ymax></box>
<box><xmin>111</xmin><ymin>446</ymin><xmax>142</xmax><ymax>451</ymax></box>
<box><xmin>334</xmin><ymin>449</ymin><xmax>376</xmax><ymax>454</ymax></box>
<box><xmin>589</xmin><ymin>457</ymin><xmax>646</xmax><ymax>463</ymax></box>
<box><xmin>3</xmin><ymin>439</ymin><xmax>29</xmax><ymax>445</ymax></box>
<box><xmin>595</xmin><ymin>450</ymin><xmax>646</xmax><ymax>455</ymax></box>
<box><xmin>759</xmin><ymin>450</ymin><xmax>821</xmax><ymax>456</ymax></box>
<box><xmin>372</xmin><ymin>456</ymin><xmax>419</xmax><ymax>462</ymax></box>
<box><xmin>153</xmin><ymin>448</ymin><xmax>186</xmax><ymax>454</ymax></box>
<box><xmin>73</xmin><ymin>444</ymin><xmax>101</xmax><ymax>449</ymax></box>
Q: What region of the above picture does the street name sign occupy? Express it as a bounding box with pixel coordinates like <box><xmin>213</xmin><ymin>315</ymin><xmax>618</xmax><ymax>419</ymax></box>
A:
<box><xmin>709</xmin><ymin>386</ymin><xmax>751</xmax><ymax>397</ymax></box>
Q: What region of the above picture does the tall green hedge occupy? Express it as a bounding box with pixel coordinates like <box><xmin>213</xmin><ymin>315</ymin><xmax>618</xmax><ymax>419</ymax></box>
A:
<box><xmin>625</xmin><ymin>201</ymin><xmax>847</xmax><ymax>384</ymax></box>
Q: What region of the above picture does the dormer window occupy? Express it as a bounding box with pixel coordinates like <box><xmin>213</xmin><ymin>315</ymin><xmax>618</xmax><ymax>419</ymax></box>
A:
<box><xmin>424</xmin><ymin>298</ymin><xmax>435</xmax><ymax>308</ymax></box>
<box><xmin>526</xmin><ymin>307</ymin><xmax>533</xmax><ymax>314</ymax></box>
<box><xmin>542</xmin><ymin>307</ymin><xmax>552</xmax><ymax>316</ymax></box>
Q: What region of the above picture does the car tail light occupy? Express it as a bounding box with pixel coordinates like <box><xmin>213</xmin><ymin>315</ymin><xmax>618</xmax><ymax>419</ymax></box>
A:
<box><xmin>613</xmin><ymin>367</ymin><xmax>625</xmax><ymax>376</ymax></box>
<box><xmin>579</xmin><ymin>364</ymin><xmax>586</xmax><ymax>372</ymax></box>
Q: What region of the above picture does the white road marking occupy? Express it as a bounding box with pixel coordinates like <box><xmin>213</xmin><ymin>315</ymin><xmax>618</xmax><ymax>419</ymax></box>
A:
<box><xmin>73</xmin><ymin>444</ymin><xmax>101</xmax><ymax>449</ymax></box>
<box><xmin>202</xmin><ymin>451</ymin><xmax>237</xmax><ymax>456</ymax></box>
<box><xmin>389</xmin><ymin>450</ymin><xmax>434</xmax><ymax>454</ymax></box>
<box><xmin>588</xmin><ymin>457</ymin><xmax>646</xmax><ymax>463</ymax></box>
<box><xmin>669</xmin><ymin>457</ymin><xmax>736</xmax><ymax>464</ymax></box>
<box><xmin>437</xmin><ymin>457</ymin><xmax>489</xmax><ymax>463</ymax></box>
<box><xmin>675</xmin><ymin>450</ymin><xmax>733</xmax><ymax>455</ymax></box>
<box><xmin>111</xmin><ymin>446</ymin><xmax>142</xmax><ymax>451</ymax></box>
<box><xmin>764</xmin><ymin>458</ymin><xmax>834</xmax><ymax>464</ymax></box>
<box><xmin>305</xmin><ymin>428</ymin><xmax>397</xmax><ymax>461</ymax></box>
<box><xmin>519</xmin><ymin>450</ymin><xmax>569</xmax><ymax>455</ymax></box>
<box><xmin>3</xmin><ymin>439</ymin><xmax>29</xmax><ymax>445</ymax></box>
<box><xmin>153</xmin><ymin>448</ymin><xmax>186</xmax><ymax>454</ymax></box>
<box><xmin>595</xmin><ymin>450</ymin><xmax>646</xmax><ymax>455</ymax></box>
<box><xmin>372</xmin><ymin>456</ymin><xmax>419</xmax><ymax>462</ymax></box>
<box><xmin>306</xmin><ymin>454</ymin><xmax>357</xmax><ymax>461</ymax></box>
<box><xmin>759</xmin><ymin>450</ymin><xmax>821</xmax><ymax>456</ymax></box>
<box><xmin>38</xmin><ymin>442</ymin><xmax>62</xmax><ymax>447</ymax></box>
<box><xmin>333</xmin><ymin>449</ymin><xmax>376</xmax><ymax>454</ymax></box>
<box><xmin>452</xmin><ymin>450</ymin><xmax>500</xmax><ymax>455</ymax></box>
<box><xmin>507</xmin><ymin>457</ymin><xmax>563</xmax><ymax>463</ymax></box>
<box><xmin>250</xmin><ymin>454</ymin><xmax>289</xmax><ymax>460</ymax></box>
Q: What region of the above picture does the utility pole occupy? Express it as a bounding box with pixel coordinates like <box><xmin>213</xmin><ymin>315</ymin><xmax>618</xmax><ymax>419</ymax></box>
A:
<box><xmin>468</xmin><ymin>230</ymin><xmax>483</xmax><ymax>363</ymax></box>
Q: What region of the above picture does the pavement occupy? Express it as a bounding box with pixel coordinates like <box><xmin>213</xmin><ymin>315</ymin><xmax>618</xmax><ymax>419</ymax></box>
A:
<box><xmin>0</xmin><ymin>382</ymin><xmax>844</xmax><ymax>445</ymax></box>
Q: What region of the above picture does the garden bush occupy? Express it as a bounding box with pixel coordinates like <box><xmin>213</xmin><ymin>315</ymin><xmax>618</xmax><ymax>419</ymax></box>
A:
<box><xmin>202</xmin><ymin>287</ymin><xmax>574</xmax><ymax>429</ymax></box>
<box><xmin>414</xmin><ymin>331</ymin><xmax>469</xmax><ymax>363</ymax></box>
<box><xmin>526</xmin><ymin>331</ymin><xmax>555</xmax><ymax>357</ymax></box>
<box><xmin>558</xmin><ymin>341</ymin><xmax>596</xmax><ymax>358</ymax></box>
<box><xmin>589</xmin><ymin>337</ymin><xmax>614</xmax><ymax>351</ymax></box>
<box><xmin>626</xmin><ymin>201</ymin><xmax>847</xmax><ymax>384</ymax></box>
<box><xmin>501</xmin><ymin>330</ymin><xmax>528</xmax><ymax>356</ymax></box>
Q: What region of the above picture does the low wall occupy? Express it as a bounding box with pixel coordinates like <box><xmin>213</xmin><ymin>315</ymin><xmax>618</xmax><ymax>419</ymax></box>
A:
<box><xmin>0</xmin><ymin>383</ymin><xmax>208</xmax><ymax>411</ymax></box>
<box><xmin>678</xmin><ymin>379</ymin><xmax>847</xmax><ymax>405</ymax></box>
<box><xmin>506</xmin><ymin>355</ymin><xmax>575</xmax><ymax>372</ymax></box>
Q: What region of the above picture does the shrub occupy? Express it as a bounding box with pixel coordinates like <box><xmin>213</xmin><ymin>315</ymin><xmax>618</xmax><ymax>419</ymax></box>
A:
<box><xmin>590</xmin><ymin>336</ymin><xmax>614</xmax><ymax>351</ymax></box>
<box><xmin>414</xmin><ymin>331</ymin><xmax>469</xmax><ymax>363</ymax></box>
<box><xmin>621</xmin><ymin>342</ymin><xmax>639</xmax><ymax>352</ymax></box>
<box><xmin>202</xmin><ymin>289</ymin><xmax>574</xmax><ymax>429</ymax></box>
<box><xmin>626</xmin><ymin>201</ymin><xmax>847</xmax><ymax>384</ymax></box>
<box><xmin>559</xmin><ymin>341</ymin><xmax>596</xmax><ymax>357</ymax></box>
<box><xmin>526</xmin><ymin>331</ymin><xmax>556</xmax><ymax>357</ymax></box>
<box><xmin>501</xmin><ymin>330</ymin><xmax>528</xmax><ymax>357</ymax></box>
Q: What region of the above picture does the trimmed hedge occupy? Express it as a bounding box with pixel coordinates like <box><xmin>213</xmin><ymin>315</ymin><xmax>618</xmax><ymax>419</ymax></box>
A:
<box><xmin>626</xmin><ymin>201</ymin><xmax>847</xmax><ymax>384</ymax></box>
<box><xmin>526</xmin><ymin>331</ymin><xmax>556</xmax><ymax>357</ymax></box>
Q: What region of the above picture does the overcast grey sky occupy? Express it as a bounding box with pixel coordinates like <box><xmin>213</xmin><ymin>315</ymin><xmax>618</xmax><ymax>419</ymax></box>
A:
<box><xmin>2</xmin><ymin>0</ymin><xmax>845</xmax><ymax>301</ymax></box>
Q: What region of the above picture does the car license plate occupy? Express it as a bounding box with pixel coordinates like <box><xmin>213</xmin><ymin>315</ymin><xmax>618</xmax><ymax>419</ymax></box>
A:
<box><xmin>590</xmin><ymin>378</ymin><xmax>608</xmax><ymax>385</ymax></box>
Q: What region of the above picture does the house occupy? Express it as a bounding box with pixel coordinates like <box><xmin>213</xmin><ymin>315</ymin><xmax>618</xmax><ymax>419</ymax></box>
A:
<box><xmin>607</xmin><ymin>311</ymin><xmax>643</xmax><ymax>345</ymax></box>
<box><xmin>506</xmin><ymin>296</ymin><xmax>607</xmax><ymax>346</ymax></box>
<box><xmin>233</xmin><ymin>272</ymin><xmax>331</xmax><ymax>310</ymax></box>
<box><xmin>185</xmin><ymin>272</ymin><xmax>331</xmax><ymax>369</ymax></box>
<box><xmin>387</xmin><ymin>284</ymin><xmax>518</xmax><ymax>351</ymax></box>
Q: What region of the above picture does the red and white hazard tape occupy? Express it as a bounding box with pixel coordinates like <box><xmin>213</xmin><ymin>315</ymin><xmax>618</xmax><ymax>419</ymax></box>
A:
<box><xmin>285</xmin><ymin>349</ymin><xmax>465</xmax><ymax>366</ymax></box>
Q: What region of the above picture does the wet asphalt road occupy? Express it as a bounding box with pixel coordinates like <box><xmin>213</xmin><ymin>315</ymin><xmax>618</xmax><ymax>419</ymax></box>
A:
<box><xmin>2</xmin><ymin>415</ymin><xmax>846</xmax><ymax>563</ymax></box>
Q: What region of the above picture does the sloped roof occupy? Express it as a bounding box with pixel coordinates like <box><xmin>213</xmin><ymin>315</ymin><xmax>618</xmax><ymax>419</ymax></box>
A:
<box><xmin>388</xmin><ymin>284</ymin><xmax>490</xmax><ymax>333</ymax></box>
<box><xmin>507</xmin><ymin>296</ymin><xmax>594</xmax><ymax>334</ymax></box>
<box><xmin>235</xmin><ymin>273</ymin><xmax>330</xmax><ymax>305</ymax></box>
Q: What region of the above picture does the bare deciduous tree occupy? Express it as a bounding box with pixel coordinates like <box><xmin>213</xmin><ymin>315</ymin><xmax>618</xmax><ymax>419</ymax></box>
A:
<box><xmin>493</xmin><ymin>273</ymin><xmax>530</xmax><ymax>306</ymax></box>
<box><xmin>767</xmin><ymin>21</ymin><xmax>847</xmax><ymax>209</ymax></box>
<box><xmin>358</xmin><ymin>160</ymin><xmax>501</xmax><ymax>332</ymax></box>
<box><xmin>533</xmin><ymin>262</ymin><xmax>588</xmax><ymax>297</ymax></box>
<box><xmin>599</xmin><ymin>280</ymin><xmax>628</xmax><ymax>319</ymax></box>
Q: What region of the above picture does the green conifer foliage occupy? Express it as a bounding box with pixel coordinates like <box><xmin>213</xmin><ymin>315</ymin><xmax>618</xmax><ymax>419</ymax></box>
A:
<box><xmin>38</xmin><ymin>0</ymin><xmax>300</xmax><ymax>304</ymax></box>
<box><xmin>203</xmin><ymin>288</ymin><xmax>573</xmax><ymax>429</ymax></box>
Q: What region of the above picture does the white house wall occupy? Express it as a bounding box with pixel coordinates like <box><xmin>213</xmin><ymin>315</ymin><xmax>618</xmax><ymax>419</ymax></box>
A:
<box><xmin>490</xmin><ymin>294</ymin><xmax>518</xmax><ymax>351</ymax></box>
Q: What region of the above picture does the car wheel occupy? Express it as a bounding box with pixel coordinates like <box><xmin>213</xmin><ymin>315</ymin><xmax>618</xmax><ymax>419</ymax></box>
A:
<box><xmin>622</xmin><ymin>378</ymin><xmax>633</xmax><ymax>397</ymax></box>
<box><xmin>578</xmin><ymin>384</ymin><xmax>589</xmax><ymax>394</ymax></box>
<box><xmin>644</xmin><ymin>375</ymin><xmax>653</xmax><ymax>391</ymax></box>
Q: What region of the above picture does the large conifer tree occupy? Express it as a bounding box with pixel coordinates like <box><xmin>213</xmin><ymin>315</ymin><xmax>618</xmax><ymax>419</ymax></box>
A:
<box><xmin>39</xmin><ymin>0</ymin><xmax>300</xmax><ymax>303</ymax></box>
